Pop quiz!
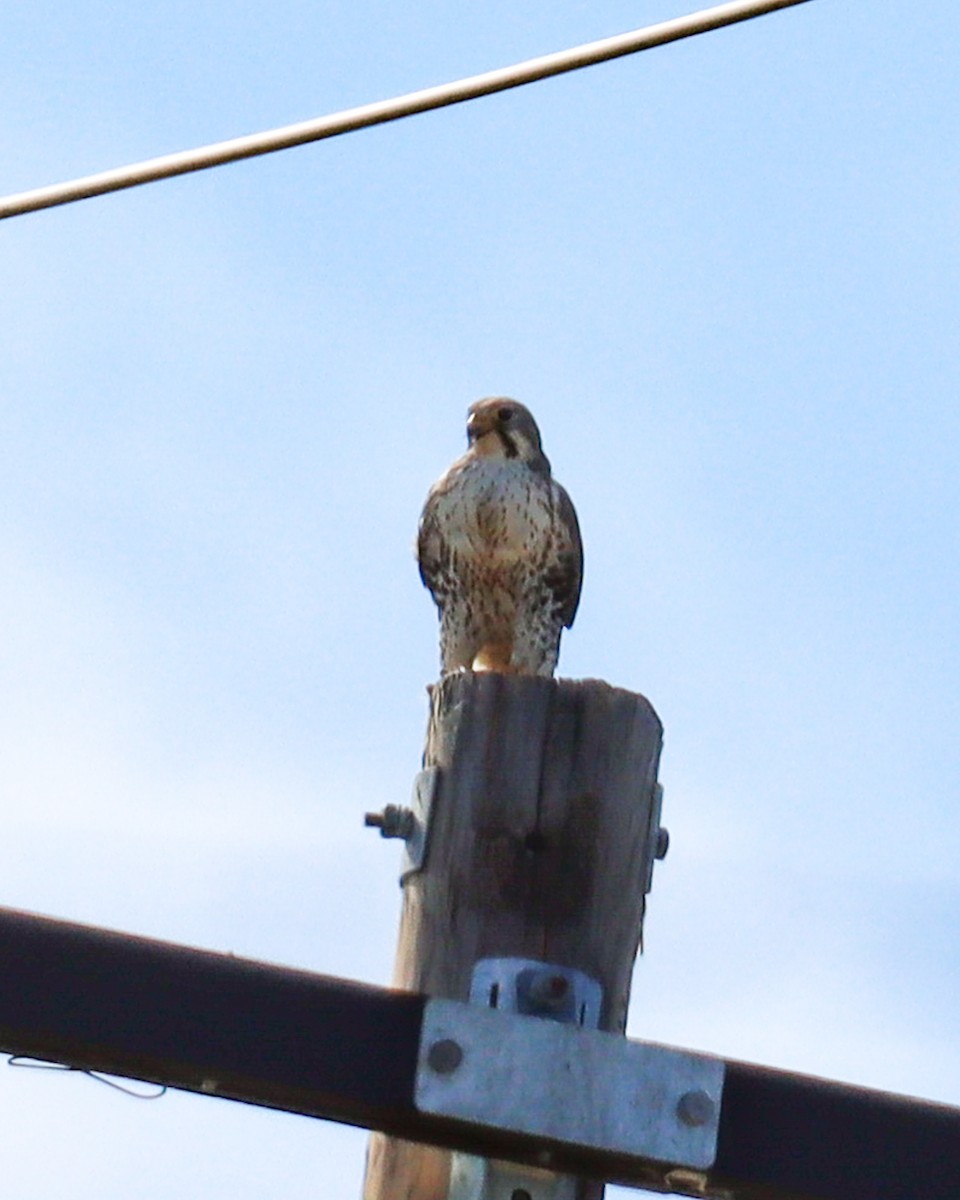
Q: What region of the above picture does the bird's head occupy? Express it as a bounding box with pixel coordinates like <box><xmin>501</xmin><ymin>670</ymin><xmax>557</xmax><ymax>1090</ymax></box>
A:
<box><xmin>466</xmin><ymin>397</ymin><xmax>549</xmax><ymax>469</ymax></box>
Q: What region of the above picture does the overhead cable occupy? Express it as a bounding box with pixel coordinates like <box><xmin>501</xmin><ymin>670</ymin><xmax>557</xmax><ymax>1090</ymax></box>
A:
<box><xmin>0</xmin><ymin>0</ymin><xmax>815</xmax><ymax>220</ymax></box>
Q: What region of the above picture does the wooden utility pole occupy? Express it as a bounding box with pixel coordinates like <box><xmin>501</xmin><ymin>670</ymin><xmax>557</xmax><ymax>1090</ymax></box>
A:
<box><xmin>363</xmin><ymin>672</ymin><xmax>665</xmax><ymax>1200</ymax></box>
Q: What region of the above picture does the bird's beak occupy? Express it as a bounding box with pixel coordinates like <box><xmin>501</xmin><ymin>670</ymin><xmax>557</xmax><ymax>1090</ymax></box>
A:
<box><xmin>467</xmin><ymin>409</ymin><xmax>495</xmax><ymax>440</ymax></box>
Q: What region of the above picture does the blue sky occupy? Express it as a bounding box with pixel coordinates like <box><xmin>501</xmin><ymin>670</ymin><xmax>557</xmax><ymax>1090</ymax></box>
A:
<box><xmin>2</xmin><ymin>1</ymin><xmax>958</xmax><ymax>1195</ymax></box>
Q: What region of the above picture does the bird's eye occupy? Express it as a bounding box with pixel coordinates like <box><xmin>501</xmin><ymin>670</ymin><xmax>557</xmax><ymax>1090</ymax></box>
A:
<box><xmin>498</xmin><ymin>407</ymin><xmax>514</xmax><ymax>422</ymax></box>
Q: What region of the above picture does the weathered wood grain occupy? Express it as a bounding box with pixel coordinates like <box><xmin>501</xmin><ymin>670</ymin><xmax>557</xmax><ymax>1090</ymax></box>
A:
<box><xmin>364</xmin><ymin>674</ymin><xmax>663</xmax><ymax>1200</ymax></box>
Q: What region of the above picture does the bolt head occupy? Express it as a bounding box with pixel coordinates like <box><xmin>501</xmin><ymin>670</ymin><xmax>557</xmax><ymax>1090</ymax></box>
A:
<box><xmin>530</xmin><ymin>972</ymin><xmax>570</xmax><ymax>1007</ymax></box>
<box><xmin>427</xmin><ymin>1038</ymin><xmax>463</xmax><ymax>1075</ymax></box>
<box><xmin>677</xmin><ymin>1088</ymin><xmax>714</xmax><ymax>1127</ymax></box>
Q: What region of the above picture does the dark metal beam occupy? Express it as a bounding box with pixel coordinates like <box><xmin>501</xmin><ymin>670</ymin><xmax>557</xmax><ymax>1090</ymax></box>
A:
<box><xmin>0</xmin><ymin>905</ymin><xmax>426</xmax><ymax>1136</ymax></box>
<box><xmin>0</xmin><ymin>905</ymin><xmax>958</xmax><ymax>1199</ymax></box>
<box><xmin>714</xmin><ymin>1060</ymin><xmax>960</xmax><ymax>1200</ymax></box>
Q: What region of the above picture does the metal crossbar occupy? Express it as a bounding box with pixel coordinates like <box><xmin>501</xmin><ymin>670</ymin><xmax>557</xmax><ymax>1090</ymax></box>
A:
<box><xmin>0</xmin><ymin>904</ymin><xmax>957</xmax><ymax>1199</ymax></box>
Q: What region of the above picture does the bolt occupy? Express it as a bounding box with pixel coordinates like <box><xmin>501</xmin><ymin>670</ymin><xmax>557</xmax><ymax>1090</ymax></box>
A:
<box><xmin>676</xmin><ymin>1089</ymin><xmax>714</xmax><ymax>1128</ymax></box>
<box><xmin>427</xmin><ymin>1038</ymin><xmax>463</xmax><ymax>1075</ymax></box>
<box><xmin>364</xmin><ymin>805</ymin><xmax>415</xmax><ymax>840</ymax></box>
<box><xmin>655</xmin><ymin>827</ymin><xmax>670</xmax><ymax>860</ymax></box>
<box><xmin>527</xmin><ymin>972</ymin><xmax>570</xmax><ymax>1009</ymax></box>
<box><xmin>515</xmin><ymin>966</ymin><xmax>576</xmax><ymax>1020</ymax></box>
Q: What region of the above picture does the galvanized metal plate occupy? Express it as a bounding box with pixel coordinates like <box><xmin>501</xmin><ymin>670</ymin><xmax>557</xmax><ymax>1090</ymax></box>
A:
<box><xmin>469</xmin><ymin>958</ymin><xmax>603</xmax><ymax>1029</ymax></box>
<box><xmin>401</xmin><ymin>766</ymin><xmax>440</xmax><ymax>881</ymax></box>
<box><xmin>449</xmin><ymin>1153</ymin><xmax>579</xmax><ymax>1200</ymax></box>
<box><xmin>643</xmin><ymin>782</ymin><xmax>666</xmax><ymax>894</ymax></box>
<box><xmin>416</xmin><ymin>998</ymin><xmax>724</xmax><ymax>1171</ymax></box>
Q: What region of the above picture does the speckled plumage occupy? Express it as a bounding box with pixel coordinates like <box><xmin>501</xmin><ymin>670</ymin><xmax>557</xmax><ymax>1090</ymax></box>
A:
<box><xmin>417</xmin><ymin>398</ymin><xmax>583</xmax><ymax>677</ymax></box>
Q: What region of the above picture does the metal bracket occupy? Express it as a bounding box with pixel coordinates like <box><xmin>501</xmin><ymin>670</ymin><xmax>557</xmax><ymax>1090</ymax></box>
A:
<box><xmin>401</xmin><ymin>767</ymin><xmax>439</xmax><ymax>882</ymax></box>
<box><xmin>643</xmin><ymin>782</ymin><xmax>669</xmax><ymax>895</ymax></box>
<box><xmin>363</xmin><ymin>767</ymin><xmax>440</xmax><ymax>885</ymax></box>
<box><xmin>450</xmin><ymin>960</ymin><xmax>603</xmax><ymax>1198</ymax></box>
<box><xmin>416</xmin><ymin>997</ymin><xmax>725</xmax><ymax>1173</ymax></box>
<box><xmin>449</xmin><ymin>1155</ymin><xmax>578</xmax><ymax>1200</ymax></box>
<box><xmin>469</xmin><ymin>958</ymin><xmax>602</xmax><ymax>1029</ymax></box>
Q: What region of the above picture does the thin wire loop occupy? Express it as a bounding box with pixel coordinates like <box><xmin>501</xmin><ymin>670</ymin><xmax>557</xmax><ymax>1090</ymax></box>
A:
<box><xmin>8</xmin><ymin>1056</ymin><xmax>167</xmax><ymax>1100</ymax></box>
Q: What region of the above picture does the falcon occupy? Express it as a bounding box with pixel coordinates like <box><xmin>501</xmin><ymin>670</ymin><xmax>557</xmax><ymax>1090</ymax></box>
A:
<box><xmin>417</xmin><ymin>397</ymin><xmax>583</xmax><ymax>677</ymax></box>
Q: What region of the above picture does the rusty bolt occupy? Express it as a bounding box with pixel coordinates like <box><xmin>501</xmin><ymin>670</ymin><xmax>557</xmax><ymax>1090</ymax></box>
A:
<box><xmin>364</xmin><ymin>805</ymin><xmax>415</xmax><ymax>840</ymax></box>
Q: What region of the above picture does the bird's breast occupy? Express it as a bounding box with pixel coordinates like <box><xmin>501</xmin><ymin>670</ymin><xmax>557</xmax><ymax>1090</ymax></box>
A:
<box><xmin>437</xmin><ymin>459</ymin><xmax>553</xmax><ymax>563</ymax></box>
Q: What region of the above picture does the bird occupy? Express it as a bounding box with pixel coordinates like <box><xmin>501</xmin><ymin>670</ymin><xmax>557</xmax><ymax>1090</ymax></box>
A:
<box><xmin>417</xmin><ymin>397</ymin><xmax>583</xmax><ymax>677</ymax></box>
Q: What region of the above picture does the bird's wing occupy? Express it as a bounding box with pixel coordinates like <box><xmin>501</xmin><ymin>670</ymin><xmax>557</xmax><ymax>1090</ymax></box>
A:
<box><xmin>417</xmin><ymin>462</ymin><xmax>462</xmax><ymax>601</ymax></box>
<box><xmin>416</xmin><ymin>491</ymin><xmax>443</xmax><ymax>597</ymax></box>
<box><xmin>551</xmin><ymin>481</ymin><xmax>583</xmax><ymax>629</ymax></box>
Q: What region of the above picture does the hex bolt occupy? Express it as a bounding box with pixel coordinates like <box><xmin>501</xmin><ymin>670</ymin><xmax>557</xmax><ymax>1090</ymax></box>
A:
<box><xmin>426</xmin><ymin>1038</ymin><xmax>463</xmax><ymax>1075</ymax></box>
<box><xmin>364</xmin><ymin>805</ymin><xmax>415</xmax><ymax>840</ymax></box>
<box><xmin>676</xmin><ymin>1088</ymin><xmax>715</xmax><ymax>1127</ymax></box>
<box><xmin>527</xmin><ymin>971</ymin><xmax>570</xmax><ymax>1010</ymax></box>
<box><xmin>655</xmin><ymin>827</ymin><xmax>670</xmax><ymax>860</ymax></box>
<box><xmin>515</xmin><ymin>966</ymin><xmax>577</xmax><ymax>1020</ymax></box>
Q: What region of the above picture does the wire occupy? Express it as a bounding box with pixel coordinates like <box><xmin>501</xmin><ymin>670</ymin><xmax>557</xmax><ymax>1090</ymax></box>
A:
<box><xmin>0</xmin><ymin>0</ymin><xmax>816</xmax><ymax>220</ymax></box>
<box><xmin>8</xmin><ymin>1056</ymin><xmax>167</xmax><ymax>1099</ymax></box>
